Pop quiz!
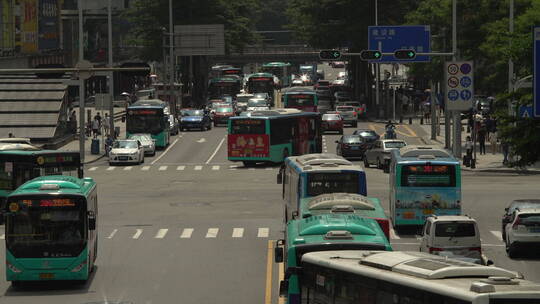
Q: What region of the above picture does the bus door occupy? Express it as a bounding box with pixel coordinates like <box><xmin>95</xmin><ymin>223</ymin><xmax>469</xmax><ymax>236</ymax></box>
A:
<box><xmin>292</xmin><ymin>117</ymin><xmax>310</xmax><ymax>155</ymax></box>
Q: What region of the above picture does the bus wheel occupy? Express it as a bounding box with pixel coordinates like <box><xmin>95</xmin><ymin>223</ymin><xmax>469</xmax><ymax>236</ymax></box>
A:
<box><xmin>11</xmin><ymin>281</ymin><xmax>21</xmax><ymax>289</ymax></box>
<box><xmin>282</xmin><ymin>149</ymin><xmax>289</xmax><ymax>162</ymax></box>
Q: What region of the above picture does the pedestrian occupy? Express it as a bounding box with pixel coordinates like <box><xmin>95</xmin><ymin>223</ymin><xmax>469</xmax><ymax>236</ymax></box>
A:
<box><xmin>91</xmin><ymin>117</ymin><xmax>100</xmax><ymax>139</ymax></box>
<box><xmin>465</xmin><ymin>136</ymin><xmax>473</xmax><ymax>162</ymax></box>
<box><xmin>105</xmin><ymin>136</ymin><xmax>113</xmax><ymax>156</ymax></box>
<box><xmin>94</xmin><ymin>112</ymin><xmax>102</xmax><ymax>125</ymax></box>
<box><xmin>8</xmin><ymin>133</ymin><xmax>13</xmax><ymax>138</ymax></box>
<box><xmin>103</xmin><ymin>113</ymin><xmax>110</xmax><ymax>137</ymax></box>
<box><xmin>478</xmin><ymin>127</ymin><xmax>486</xmax><ymax>155</ymax></box>
<box><xmin>490</xmin><ymin>130</ymin><xmax>498</xmax><ymax>154</ymax></box>
<box><xmin>485</xmin><ymin>115</ymin><xmax>494</xmax><ymax>141</ymax></box>
<box><xmin>502</xmin><ymin>140</ymin><xmax>510</xmax><ymax>165</ymax></box>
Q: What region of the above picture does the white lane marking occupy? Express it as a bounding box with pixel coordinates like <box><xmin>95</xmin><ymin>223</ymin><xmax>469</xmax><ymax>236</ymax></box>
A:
<box><xmin>88</xmin><ymin>167</ymin><xmax>98</xmax><ymax>171</ymax></box>
<box><xmin>194</xmin><ymin>165</ymin><xmax>203</xmax><ymax>171</ymax></box>
<box><xmin>151</xmin><ymin>137</ymin><xmax>180</xmax><ymax>165</ymax></box>
<box><xmin>229</xmin><ymin>165</ymin><xmax>239</xmax><ymax>170</ymax></box>
<box><xmin>390</xmin><ymin>228</ymin><xmax>400</xmax><ymax>240</ymax></box>
<box><xmin>124</xmin><ymin>166</ymin><xmax>133</xmax><ymax>171</ymax></box>
<box><xmin>196</xmin><ymin>138</ymin><xmax>206</xmax><ymax>143</ymax></box>
<box><xmin>206</xmin><ymin>228</ymin><xmax>219</xmax><ymax>238</ymax></box>
<box><xmin>205</xmin><ymin>137</ymin><xmax>226</xmax><ymax>164</ymax></box>
<box><xmin>177</xmin><ymin>165</ymin><xmax>185</xmax><ymax>170</ymax></box>
<box><xmin>265</xmin><ymin>167</ymin><xmax>274</xmax><ymax>170</ymax></box>
<box><xmin>155</xmin><ymin>229</ymin><xmax>168</xmax><ymax>239</ymax></box>
<box><xmin>141</xmin><ymin>166</ymin><xmax>150</xmax><ymax>171</ymax></box>
<box><xmin>107</xmin><ymin>229</ymin><xmax>118</xmax><ymax>239</ymax></box>
<box><xmin>159</xmin><ymin>166</ymin><xmax>168</xmax><ymax>171</ymax></box>
<box><xmin>248</xmin><ymin>167</ymin><xmax>256</xmax><ymax>170</ymax></box>
<box><xmin>0</xmin><ymin>234</ymin><xmax>4</xmax><ymax>240</ymax></box>
<box><xmin>106</xmin><ymin>166</ymin><xmax>115</xmax><ymax>171</ymax></box>
<box><xmin>232</xmin><ymin>228</ymin><xmax>244</xmax><ymax>238</ymax></box>
<box><xmin>490</xmin><ymin>230</ymin><xmax>503</xmax><ymax>241</ymax></box>
<box><xmin>212</xmin><ymin>165</ymin><xmax>220</xmax><ymax>170</ymax></box>
<box><xmin>132</xmin><ymin>229</ymin><xmax>143</xmax><ymax>239</ymax></box>
<box><xmin>180</xmin><ymin>228</ymin><xmax>194</xmax><ymax>239</ymax></box>
<box><xmin>258</xmin><ymin>228</ymin><xmax>269</xmax><ymax>238</ymax></box>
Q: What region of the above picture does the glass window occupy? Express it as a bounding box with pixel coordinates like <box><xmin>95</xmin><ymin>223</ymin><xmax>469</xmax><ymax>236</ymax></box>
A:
<box><xmin>343</xmin><ymin>136</ymin><xmax>362</xmax><ymax>144</ymax></box>
<box><xmin>270</xmin><ymin>118</ymin><xmax>293</xmax><ymax>145</ymax></box>
<box><xmin>435</xmin><ymin>222</ymin><xmax>476</xmax><ymax>237</ymax></box>
<box><xmin>385</xmin><ymin>141</ymin><xmax>406</xmax><ymax>149</ymax></box>
<box><xmin>322</xmin><ymin>114</ymin><xmax>341</xmax><ymax>121</ymax></box>
<box><xmin>336</xmin><ymin>106</ymin><xmax>354</xmax><ymax>111</ymax></box>
<box><xmin>126</xmin><ymin>111</ymin><xmax>165</xmax><ymax>134</ymax></box>
<box><xmin>401</xmin><ymin>165</ymin><xmax>456</xmax><ymax>187</ymax></box>
<box><xmin>518</xmin><ymin>214</ymin><xmax>540</xmax><ymax>225</ymax></box>
<box><xmin>306</xmin><ymin>172</ymin><xmax>359</xmax><ymax>196</ymax></box>
<box><xmin>231</xmin><ymin>119</ymin><xmax>266</xmax><ymax>134</ymax></box>
<box><xmin>0</xmin><ymin>162</ymin><xmax>13</xmax><ymax>190</ymax></box>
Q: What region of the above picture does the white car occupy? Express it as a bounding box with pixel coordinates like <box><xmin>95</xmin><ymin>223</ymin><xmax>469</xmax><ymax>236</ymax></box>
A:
<box><xmin>246</xmin><ymin>98</ymin><xmax>270</xmax><ymax>111</ymax></box>
<box><xmin>109</xmin><ymin>139</ymin><xmax>145</xmax><ymax>165</ymax></box>
<box><xmin>128</xmin><ymin>134</ymin><xmax>156</xmax><ymax>156</ymax></box>
<box><xmin>420</xmin><ymin>215</ymin><xmax>489</xmax><ymax>265</ymax></box>
<box><xmin>505</xmin><ymin>208</ymin><xmax>540</xmax><ymax>258</ymax></box>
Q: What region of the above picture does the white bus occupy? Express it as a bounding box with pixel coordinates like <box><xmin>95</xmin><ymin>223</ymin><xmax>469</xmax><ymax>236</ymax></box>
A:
<box><xmin>294</xmin><ymin>250</ymin><xmax>540</xmax><ymax>304</ymax></box>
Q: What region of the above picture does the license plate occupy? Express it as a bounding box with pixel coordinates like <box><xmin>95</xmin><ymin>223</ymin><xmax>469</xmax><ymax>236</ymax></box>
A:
<box><xmin>39</xmin><ymin>273</ymin><xmax>54</xmax><ymax>279</ymax></box>
<box><xmin>529</xmin><ymin>227</ymin><xmax>540</xmax><ymax>233</ymax></box>
<box><xmin>423</xmin><ymin>209</ymin><xmax>434</xmax><ymax>215</ymax></box>
<box><xmin>403</xmin><ymin>212</ymin><xmax>415</xmax><ymax>219</ymax></box>
<box><xmin>351</xmin><ymin>146</ymin><xmax>359</xmax><ymax>150</ymax></box>
<box><xmin>119</xmin><ymin>156</ymin><xmax>128</xmax><ymax>161</ymax></box>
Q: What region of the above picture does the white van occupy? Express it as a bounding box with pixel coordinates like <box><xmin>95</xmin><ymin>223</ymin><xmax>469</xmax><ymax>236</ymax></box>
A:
<box><xmin>419</xmin><ymin>215</ymin><xmax>490</xmax><ymax>265</ymax></box>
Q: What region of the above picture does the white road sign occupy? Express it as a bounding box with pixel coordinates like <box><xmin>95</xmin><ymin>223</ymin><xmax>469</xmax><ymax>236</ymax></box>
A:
<box><xmin>445</xmin><ymin>61</ymin><xmax>474</xmax><ymax>111</ymax></box>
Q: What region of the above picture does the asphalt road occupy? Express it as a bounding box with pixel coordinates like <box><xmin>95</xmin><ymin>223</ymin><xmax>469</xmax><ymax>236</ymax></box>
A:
<box><xmin>1</xmin><ymin>105</ymin><xmax>539</xmax><ymax>303</ymax></box>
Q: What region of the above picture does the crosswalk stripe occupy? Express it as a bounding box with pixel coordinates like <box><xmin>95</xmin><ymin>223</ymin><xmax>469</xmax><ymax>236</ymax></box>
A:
<box><xmin>141</xmin><ymin>166</ymin><xmax>150</xmax><ymax>171</ymax></box>
<box><xmin>212</xmin><ymin>165</ymin><xmax>220</xmax><ymax>170</ymax></box>
<box><xmin>229</xmin><ymin>166</ymin><xmax>238</xmax><ymax>170</ymax></box>
<box><xmin>88</xmin><ymin>167</ymin><xmax>98</xmax><ymax>171</ymax></box>
<box><xmin>159</xmin><ymin>166</ymin><xmax>168</xmax><ymax>171</ymax></box>
<box><xmin>248</xmin><ymin>168</ymin><xmax>256</xmax><ymax>170</ymax></box>
<box><xmin>124</xmin><ymin>166</ymin><xmax>133</xmax><ymax>171</ymax></box>
<box><xmin>107</xmin><ymin>229</ymin><xmax>118</xmax><ymax>239</ymax></box>
<box><xmin>106</xmin><ymin>167</ymin><xmax>115</xmax><ymax>171</ymax></box>
<box><xmin>257</xmin><ymin>228</ymin><xmax>269</xmax><ymax>238</ymax></box>
<box><xmin>194</xmin><ymin>165</ymin><xmax>203</xmax><ymax>171</ymax></box>
<box><xmin>132</xmin><ymin>229</ymin><xmax>143</xmax><ymax>239</ymax></box>
<box><xmin>177</xmin><ymin>165</ymin><xmax>185</xmax><ymax>171</ymax></box>
<box><xmin>155</xmin><ymin>229</ymin><xmax>168</xmax><ymax>238</ymax></box>
<box><xmin>206</xmin><ymin>228</ymin><xmax>219</xmax><ymax>238</ymax></box>
<box><xmin>180</xmin><ymin>228</ymin><xmax>194</xmax><ymax>239</ymax></box>
<box><xmin>266</xmin><ymin>167</ymin><xmax>274</xmax><ymax>170</ymax></box>
<box><xmin>232</xmin><ymin>228</ymin><xmax>244</xmax><ymax>238</ymax></box>
<box><xmin>490</xmin><ymin>230</ymin><xmax>503</xmax><ymax>241</ymax></box>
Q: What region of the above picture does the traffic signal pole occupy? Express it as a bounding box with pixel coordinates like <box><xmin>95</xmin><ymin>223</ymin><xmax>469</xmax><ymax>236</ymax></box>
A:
<box><xmin>78</xmin><ymin>3</ymin><xmax>85</xmax><ymax>171</ymax></box>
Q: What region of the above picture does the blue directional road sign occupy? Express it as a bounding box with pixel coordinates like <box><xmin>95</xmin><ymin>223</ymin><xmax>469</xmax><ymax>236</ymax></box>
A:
<box><xmin>460</xmin><ymin>76</ymin><xmax>472</xmax><ymax>88</ymax></box>
<box><xmin>534</xmin><ymin>26</ymin><xmax>540</xmax><ymax>117</ymax></box>
<box><xmin>519</xmin><ymin>105</ymin><xmax>533</xmax><ymax>118</ymax></box>
<box><xmin>448</xmin><ymin>90</ymin><xmax>459</xmax><ymax>101</ymax></box>
<box><xmin>460</xmin><ymin>90</ymin><xmax>472</xmax><ymax>101</ymax></box>
<box><xmin>368</xmin><ymin>25</ymin><xmax>431</xmax><ymax>62</ymax></box>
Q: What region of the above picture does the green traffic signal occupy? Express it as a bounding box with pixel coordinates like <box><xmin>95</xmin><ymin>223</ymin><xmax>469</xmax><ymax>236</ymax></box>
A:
<box><xmin>360</xmin><ymin>50</ymin><xmax>382</xmax><ymax>61</ymax></box>
<box><xmin>319</xmin><ymin>50</ymin><xmax>342</xmax><ymax>60</ymax></box>
<box><xmin>394</xmin><ymin>49</ymin><xmax>416</xmax><ymax>60</ymax></box>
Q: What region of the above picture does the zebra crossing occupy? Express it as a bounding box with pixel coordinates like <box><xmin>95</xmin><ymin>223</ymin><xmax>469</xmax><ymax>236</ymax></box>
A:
<box><xmin>86</xmin><ymin>164</ymin><xmax>279</xmax><ymax>172</ymax></box>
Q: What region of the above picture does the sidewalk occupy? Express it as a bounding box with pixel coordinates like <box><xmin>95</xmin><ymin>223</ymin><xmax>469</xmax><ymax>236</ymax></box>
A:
<box><xmin>417</xmin><ymin>121</ymin><xmax>540</xmax><ymax>174</ymax></box>
<box><xmin>58</xmin><ymin>107</ymin><xmax>126</xmax><ymax>164</ymax></box>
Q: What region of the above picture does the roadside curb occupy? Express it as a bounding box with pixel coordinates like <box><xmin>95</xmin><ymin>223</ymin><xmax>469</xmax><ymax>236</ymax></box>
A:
<box><xmin>84</xmin><ymin>154</ymin><xmax>106</xmax><ymax>165</ymax></box>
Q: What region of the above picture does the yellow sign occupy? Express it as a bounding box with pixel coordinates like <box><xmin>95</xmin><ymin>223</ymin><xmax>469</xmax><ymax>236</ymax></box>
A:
<box><xmin>21</xmin><ymin>0</ymin><xmax>38</xmax><ymax>53</ymax></box>
<box><xmin>8</xmin><ymin>202</ymin><xmax>19</xmax><ymax>212</ymax></box>
<box><xmin>36</xmin><ymin>156</ymin><xmax>44</xmax><ymax>165</ymax></box>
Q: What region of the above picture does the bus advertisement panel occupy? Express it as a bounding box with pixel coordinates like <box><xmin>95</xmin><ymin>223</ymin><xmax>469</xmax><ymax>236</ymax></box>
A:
<box><xmin>390</xmin><ymin>158</ymin><xmax>461</xmax><ymax>227</ymax></box>
<box><xmin>5</xmin><ymin>176</ymin><xmax>98</xmax><ymax>283</ymax></box>
<box><xmin>228</xmin><ymin>133</ymin><xmax>270</xmax><ymax>158</ymax></box>
<box><xmin>283</xmin><ymin>92</ymin><xmax>318</xmax><ymax>112</ymax></box>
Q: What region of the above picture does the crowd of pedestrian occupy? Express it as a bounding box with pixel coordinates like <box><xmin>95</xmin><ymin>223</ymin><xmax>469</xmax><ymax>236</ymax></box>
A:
<box><xmin>465</xmin><ymin>111</ymin><xmax>510</xmax><ymax>165</ymax></box>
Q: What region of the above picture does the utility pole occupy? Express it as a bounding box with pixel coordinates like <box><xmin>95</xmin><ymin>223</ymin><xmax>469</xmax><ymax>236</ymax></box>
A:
<box><xmin>108</xmin><ymin>0</ymin><xmax>114</xmax><ymax>139</ymax></box>
<box><xmin>375</xmin><ymin>0</ymin><xmax>380</xmax><ymax>118</ymax></box>
<box><xmin>452</xmin><ymin>0</ymin><xmax>462</xmax><ymax>158</ymax></box>
<box><xmin>169</xmin><ymin>0</ymin><xmax>175</xmax><ymax>115</ymax></box>
<box><xmin>431</xmin><ymin>81</ymin><xmax>437</xmax><ymax>140</ymax></box>
<box><xmin>508</xmin><ymin>0</ymin><xmax>514</xmax><ymax>114</ymax></box>
<box><xmin>78</xmin><ymin>1</ymin><xmax>85</xmax><ymax>166</ymax></box>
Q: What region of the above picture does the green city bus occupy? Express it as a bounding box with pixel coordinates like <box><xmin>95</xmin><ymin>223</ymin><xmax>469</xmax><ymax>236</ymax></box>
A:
<box><xmin>227</xmin><ymin>109</ymin><xmax>321</xmax><ymax>166</ymax></box>
<box><xmin>207</xmin><ymin>77</ymin><xmax>242</xmax><ymax>99</ymax></box>
<box><xmin>126</xmin><ymin>99</ymin><xmax>171</xmax><ymax>148</ymax></box>
<box><xmin>5</xmin><ymin>175</ymin><xmax>98</xmax><ymax>285</ymax></box>
<box><xmin>246</xmin><ymin>72</ymin><xmax>275</xmax><ymax>97</ymax></box>
<box><xmin>282</xmin><ymin>88</ymin><xmax>318</xmax><ymax>112</ymax></box>
<box><xmin>0</xmin><ymin>145</ymin><xmax>81</xmax><ymax>224</ymax></box>
<box><xmin>275</xmin><ymin>214</ymin><xmax>392</xmax><ymax>304</ymax></box>
<box><xmin>261</xmin><ymin>62</ymin><xmax>292</xmax><ymax>88</ymax></box>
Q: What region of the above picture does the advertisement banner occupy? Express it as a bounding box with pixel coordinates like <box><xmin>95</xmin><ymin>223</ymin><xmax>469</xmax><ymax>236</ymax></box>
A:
<box><xmin>228</xmin><ymin>134</ymin><xmax>269</xmax><ymax>158</ymax></box>
<box><xmin>21</xmin><ymin>0</ymin><xmax>37</xmax><ymax>53</ymax></box>
<box><xmin>38</xmin><ymin>0</ymin><xmax>58</xmax><ymax>50</ymax></box>
<box><xmin>1</xmin><ymin>0</ymin><xmax>14</xmax><ymax>51</ymax></box>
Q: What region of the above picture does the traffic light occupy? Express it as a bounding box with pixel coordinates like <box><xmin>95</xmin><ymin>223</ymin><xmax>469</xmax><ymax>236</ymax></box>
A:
<box><xmin>319</xmin><ymin>50</ymin><xmax>342</xmax><ymax>60</ymax></box>
<box><xmin>394</xmin><ymin>49</ymin><xmax>416</xmax><ymax>60</ymax></box>
<box><xmin>120</xmin><ymin>62</ymin><xmax>151</xmax><ymax>77</ymax></box>
<box><xmin>360</xmin><ymin>50</ymin><xmax>382</xmax><ymax>61</ymax></box>
<box><xmin>35</xmin><ymin>64</ymin><xmax>66</xmax><ymax>79</ymax></box>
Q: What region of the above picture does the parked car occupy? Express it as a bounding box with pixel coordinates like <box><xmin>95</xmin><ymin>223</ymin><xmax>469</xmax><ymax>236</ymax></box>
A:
<box><xmin>504</xmin><ymin>208</ymin><xmax>540</xmax><ymax>258</ymax></box>
<box><xmin>353</xmin><ymin>129</ymin><xmax>380</xmax><ymax>143</ymax></box>
<box><xmin>420</xmin><ymin>215</ymin><xmax>488</xmax><ymax>265</ymax></box>
<box><xmin>335</xmin><ymin>105</ymin><xmax>357</xmax><ymax>127</ymax></box>
<box><xmin>364</xmin><ymin>139</ymin><xmax>407</xmax><ymax>172</ymax></box>
<box><xmin>335</xmin><ymin>135</ymin><xmax>368</xmax><ymax>160</ymax></box>
<box><xmin>127</xmin><ymin>133</ymin><xmax>156</xmax><ymax>156</ymax></box>
<box><xmin>169</xmin><ymin>114</ymin><xmax>179</xmax><ymax>135</ymax></box>
<box><xmin>109</xmin><ymin>139</ymin><xmax>145</xmax><ymax>165</ymax></box>
<box><xmin>321</xmin><ymin>113</ymin><xmax>343</xmax><ymax>134</ymax></box>
<box><xmin>179</xmin><ymin>109</ymin><xmax>212</xmax><ymax>131</ymax></box>
<box><xmin>501</xmin><ymin>199</ymin><xmax>540</xmax><ymax>241</ymax></box>
<box><xmin>213</xmin><ymin>106</ymin><xmax>235</xmax><ymax>126</ymax></box>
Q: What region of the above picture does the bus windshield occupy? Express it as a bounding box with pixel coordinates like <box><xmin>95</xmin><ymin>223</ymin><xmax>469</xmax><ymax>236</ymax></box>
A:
<box><xmin>287</xmin><ymin>94</ymin><xmax>315</xmax><ymax>107</ymax></box>
<box><xmin>307</xmin><ymin>172</ymin><xmax>359</xmax><ymax>196</ymax></box>
<box><xmin>231</xmin><ymin>119</ymin><xmax>266</xmax><ymax>134</ymax></box>
<box><xmin>127</xmin><ymin>111</ymin><xmax>164</xmax><ymax>134</ymax></box>
<box><xmin>6</xmin><ymin>197</ymin><xmax>85</xmax><ymax>258</ymax></box>
<box><xmin>401</xmin><ymin>164</ymin><xmax>456</xmax><ymax>187</ymax></box>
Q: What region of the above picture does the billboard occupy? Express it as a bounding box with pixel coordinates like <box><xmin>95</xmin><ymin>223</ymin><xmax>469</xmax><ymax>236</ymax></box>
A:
<box><xmin>21</xmin><ymin>0</ymin><xmax>38</xmax><ymax>53</ymax></box>
<box><xmin>1</xmin><ymin>0</ymin><xmax>14</xmax><ymax>52</ymax></box>
<box><xmin>38</xmin><ymin>0</ymin><xmax>59</xmax><ymax>50</ymax></box>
